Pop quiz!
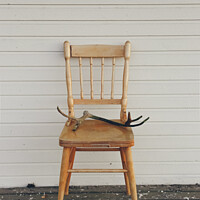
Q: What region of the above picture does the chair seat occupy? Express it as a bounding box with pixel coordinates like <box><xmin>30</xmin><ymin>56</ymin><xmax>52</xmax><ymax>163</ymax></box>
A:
<box><xmin>59</xmin><ymin>119</ymin><xmax>134</xmax><ymax>147</ymax></box>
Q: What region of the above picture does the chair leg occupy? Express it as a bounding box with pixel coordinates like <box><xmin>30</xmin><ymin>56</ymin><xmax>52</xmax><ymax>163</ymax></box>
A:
<box><xmin>124</xmin><ymin>147</ymin><xmax>138</xmax><ymax>200</ymax></box>
<box><xmin>58</xmin><ymin>147</ymin><xmax>71</xmax><ymax>200</ymax></box>
<box><xmin>65</xmin><ymin>147</ymin><xmax>76</xmax><ymax>195</ymax></box>
<box><xmin>120</xmin><ymin>148</ymin><xmax>131</xmax><ymax>195</ymax></box>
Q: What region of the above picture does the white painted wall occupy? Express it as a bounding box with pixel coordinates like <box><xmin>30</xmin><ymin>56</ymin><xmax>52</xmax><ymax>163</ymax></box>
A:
<box><xmin>0</xmin><ymin>0</ymin><xmax>200</xmax><ymax>187</ymax></box>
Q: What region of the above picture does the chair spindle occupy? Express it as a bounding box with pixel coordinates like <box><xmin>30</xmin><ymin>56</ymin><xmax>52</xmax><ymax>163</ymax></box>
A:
<box><xmin>90</xmin><ymin>57</ymin><xmax>94</xmax><ymax>99</ymax></box>
<box><xmin>101</xmin><ymin>58</ymin><xmax>104</xmax><ymax>99</ymax></box>
<box><xmin>79</xmin><ymin>57</ymin><xmax>83</xmax><ymax>99</ymax></box>
<box><xmin>111</xmin><ymin>57</ymin><xmax>116</xmax><ymax>99</ymax></box>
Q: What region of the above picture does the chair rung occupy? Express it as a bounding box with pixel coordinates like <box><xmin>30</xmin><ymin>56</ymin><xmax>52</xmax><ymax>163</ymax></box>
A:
<box><xmin>76</xmin><ymin>148</ymin><xmax>120</xmax><ymax>151</ymax></box>
<box><xmin>68</xmin><ymin>169</ymin><xmax>127</xmax><ymax>173</ymax></box>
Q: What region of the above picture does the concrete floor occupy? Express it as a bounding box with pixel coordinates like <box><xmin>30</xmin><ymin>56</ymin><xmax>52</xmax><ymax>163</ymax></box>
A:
<box><xmin>0</xmin><ymin>185</ymin><xmax>200</xmax><ymax>200</ymax></box>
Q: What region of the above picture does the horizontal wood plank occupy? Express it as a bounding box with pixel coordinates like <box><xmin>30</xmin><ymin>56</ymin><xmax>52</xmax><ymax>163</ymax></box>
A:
<box><xmin>0</xmin><ymin>109</ymin><xmax>199</xmax><ymax>123</ymax></box>
<box><xmin>0</xmin><ymin>22</ymin><xmax>200</xmax><ymax>36</ymax></box>
<box><xmin>0</xmin><ymin>162</ymin><xmax>200</xmax><ymax>176</ymax></box>
<box><xmin>0</xmin><ymin>136</ymin><xmax>199</xmax><ymax>150</ymax></box>
<box><xmin>1</xmin><ymin>95</ymin><xmax>199</xmax><ymax>109</ymax></box>
<box><xmin>1</xmin><ymin>122</ymin><xmax>200</xmax><ymax>137</ymax></box>
<box><xmin>71</xmin><ymin>45</ymin><xmax>124</xmax><ymax>58</ymax></box>
<box><xmin>1</xmin><ymin>5</ymin><xmax>200</xmax><ymax>21</ymax></box>
<box><xmin>1</xmin><ymin>37</ymin><xmax>200</xmax><ymax>52</ymax></box>
<box><xmin>0</xmin><ymin>1</ymin><xmax>200</xmax><ymax>187</ymax></box>
<box><xmin>1</xmin><ymin>149</ymin><xmax>200</xmax><ymax>163</ymax></box>
<box><xmin>1</xmin><ymin>0</ymin><xmax>200</xmax><ymax>5</ymax></box>
<box><xmin>0</xmin><ymin>66</ymin><xmax>199</xmax><ymax>81</ymax></box>
<box><xmin>0</xmin><ymin>81</ymin><xmax>198</xmax><ymax>95</ymax></box>
<box><xmin>1</xmin><ymin>52</ymin><xmax>200</xmax><ymax>66</ymax></box>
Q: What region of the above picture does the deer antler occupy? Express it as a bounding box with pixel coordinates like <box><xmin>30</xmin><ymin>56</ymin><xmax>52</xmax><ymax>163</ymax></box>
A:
<box><xmin>57</xmin><ymin>106</ymin><xmax>149</xmax><ymax>131</ymax></box>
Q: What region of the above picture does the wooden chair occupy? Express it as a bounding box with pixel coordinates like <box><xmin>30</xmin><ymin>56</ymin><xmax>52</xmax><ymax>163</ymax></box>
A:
<box><xmin>58</xmin><ymin>41</ymin><xmax>138</xmax><ymax>200</ymax></box>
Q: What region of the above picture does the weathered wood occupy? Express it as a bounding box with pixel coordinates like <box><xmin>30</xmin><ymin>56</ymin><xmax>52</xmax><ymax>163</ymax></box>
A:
<box><xmin>71</xmin><ymin>45</ymin><xmax>124</xmax><ymax>58</ymax></box>
<box><xmin>59</xmin><ymin>120</ymin><xmax>134</xmax><ymax>148</ymax></box>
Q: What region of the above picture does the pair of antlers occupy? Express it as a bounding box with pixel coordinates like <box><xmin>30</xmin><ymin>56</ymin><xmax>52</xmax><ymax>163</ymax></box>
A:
<box><xmin>57</xmin><ymin>106</ymin><xmax>149</xmax><ymax>131</ymax></box>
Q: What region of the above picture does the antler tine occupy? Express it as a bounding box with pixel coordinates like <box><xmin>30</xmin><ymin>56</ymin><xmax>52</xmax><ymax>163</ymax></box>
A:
<box><xmin>130</xmin><ymin>115</ymin><xmax>143</xmax><ymax>123</ymax></box>
<box><xmin>128</xmin><ymin>112</ymin><xmax>131</xmax><ymax>121</ymax></box>
<box><xmin>125</xmin><ymin>112</ymin><xmax>132</xmax><ymax>125</ymax></box>
<box><xmin>130</xmin><ymin>117</ymin><xmax>149</xmax><ymax>127</ymax></box>
<box><xmin>57</xmin><ymin>106</ymin><xmax>77</xmax><ymax>121</ymax></box>
<box><xmin>125</xmin><ymin>112</ymin><xmax>143</xmax><ymax>126</ymax></box>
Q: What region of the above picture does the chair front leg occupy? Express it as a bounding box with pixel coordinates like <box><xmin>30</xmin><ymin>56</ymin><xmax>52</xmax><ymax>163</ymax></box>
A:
<box><xmin>124</xmin><ymin>147</ymin><xmax>138</xmax><ymax>200</ymax></box>
<box><xmin>120</xmin><ymin>147</ymin><xmax>131</xmax><ymax>195</ymax></box>
<box><xmin>58</xmin><ymin>147</ymin><xmax>71</xmax><ymax>200</ymax></box>
<box><xmin>65</xmin><ymin>147</ymin><xmax>76</xmax><ymax>195</ymax></box>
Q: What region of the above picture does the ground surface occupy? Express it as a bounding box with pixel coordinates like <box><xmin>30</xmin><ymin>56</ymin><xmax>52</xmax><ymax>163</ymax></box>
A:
<box><xmin>0</xmin><ymin>185</ymin><xmax>200</xmax><ymax>200</ymax></box>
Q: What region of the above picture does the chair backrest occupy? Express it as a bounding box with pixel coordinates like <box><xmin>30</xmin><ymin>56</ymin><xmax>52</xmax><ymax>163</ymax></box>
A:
<box><xmin>64</xmin><ymin>41</ymin><xmax>131</xmax><ymax>122</ymax></box>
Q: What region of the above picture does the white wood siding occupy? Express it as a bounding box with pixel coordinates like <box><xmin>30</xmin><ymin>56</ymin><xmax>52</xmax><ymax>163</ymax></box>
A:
<box><xmin>0</xmin><ymin>0</ymin><xmax>199</xmax><ymax>187</ymax></box>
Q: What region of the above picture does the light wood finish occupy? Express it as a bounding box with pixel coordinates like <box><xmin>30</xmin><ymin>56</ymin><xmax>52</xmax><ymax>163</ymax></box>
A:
<box><xmin>59</xmin><ymin>120</ymin><xmax>134</xmax><ymax>147</ymax></box>
<box><xmin>58</xmin><ymin>147</ymin><xmax>71</xmax><ymax>200</ymax></box>
<box><xmin>90</xmin><ymin>57</ymin><xmax>93</xmax><ymax>99</ymax></box>
<box><xmin>64</xmin><ymin>41</ymin><xmax>131</xmax><ymax>114</ymax></box>
<box><xmin>60</xmin><ymin>41</ymin><xmax>136</xmax><ymax>199</ymax></box>
<box><xmin>79</xmin><ymin>57</ymin><xmax>83</xmax><ymax>99</ymax></box>
<box><xmin>111</xmin><ymin>57</ymin><xmax>116</xmax><ymax>99</ymax></box>
<box><xmin>68</xmin><ymin>169</ymin><xmax>127</xmax><ymax>173</ymax></box>
<box><xmin>64</xmin><ymin>41</ymin><xmax>74</xmax><ymax>118</ymax></box>
<box><xmin>120</xmin><ymin>148</ymin><xmax>131</xmax><ymax>195</ymax></box>
<box><xmin>101</xmin><ymin>57</ymin><xmax>104</xmax><ymax>99</ymax></box>
<box><xmin>120</xmin><ymin>41</ymin><xmax>131</xmax><ymax>122</ymax></box>
<box><xmin>71</xmin><ymin>45</ymin><xmax>124</xmax><ymax>58</ymax></box>
<box><xmin>76</xmin><ymin>147</ymin><xmax>119</xmax><ymax>151</ymax></box>
<box><xmin>124</xmin><ymin>147</ymin><xmax>138</xmax><ymax>200</ymax></box>
<box><xmin>73</xmin><ymin>98</ymin><xmax>121</xmax><ymax>104</ymax></box>
<box><xmin>65</xmin><ymin>147</ymin><xmax>76</xmax><ymax>195</ymax></box>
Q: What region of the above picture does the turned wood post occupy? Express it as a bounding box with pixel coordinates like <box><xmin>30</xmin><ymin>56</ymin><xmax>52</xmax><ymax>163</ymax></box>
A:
<box><xmin>64</xmin><ymin>41</ymin><xmax>74</xmax><ymax>118</ymax></box>
<box><xmin>120</xmin><ymin>41</ymin><xmax>131</xmax><ymax>122</ymax></box>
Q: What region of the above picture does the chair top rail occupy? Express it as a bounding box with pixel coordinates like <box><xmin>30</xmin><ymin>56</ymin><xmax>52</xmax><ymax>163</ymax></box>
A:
<box><xmin>70</xmin><ymin>44</ymin><xmax>124</xmax><ymax>58</ymax></box>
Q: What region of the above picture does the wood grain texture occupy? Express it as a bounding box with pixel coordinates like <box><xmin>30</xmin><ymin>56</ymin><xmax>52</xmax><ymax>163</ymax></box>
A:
<box><xmin>71</xmin><ymin>45</ymin><xmax>124</xmax><ymax>58</ymax></box>
<box><xmin>79</xmin><ymin>57</ymin><xmax>83</xmax><ymax>99</ymax></box>
<box><xmin>59</xmin><ymin>120</ymin><xmax>134</xmax><ymax>147</ymax></box>
<box><xmin>90</xmin><ymin>57</ymin><xmax>93</xmax><ymax>99</ymax></box>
